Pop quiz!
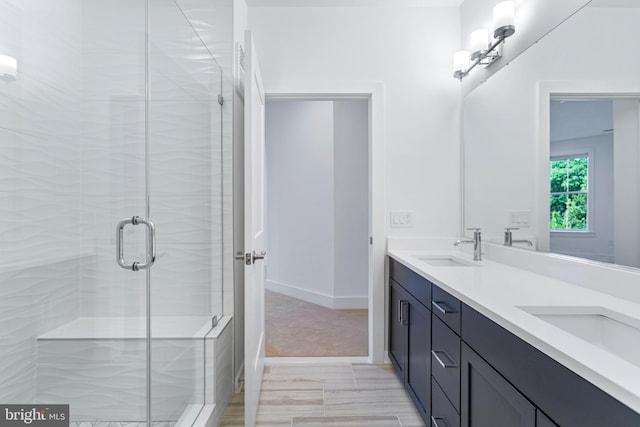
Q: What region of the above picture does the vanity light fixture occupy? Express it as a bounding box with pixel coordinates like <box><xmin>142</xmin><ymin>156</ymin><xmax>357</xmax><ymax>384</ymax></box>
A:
<box><xmin>452</xmin><ymin>1</ymin><xmax>516</xmax><ymax>80</ymax></box>
<box><xmin>0</xmin><ymin>54</ymin><xmax>17</xmax><ymax>82</ymax></box>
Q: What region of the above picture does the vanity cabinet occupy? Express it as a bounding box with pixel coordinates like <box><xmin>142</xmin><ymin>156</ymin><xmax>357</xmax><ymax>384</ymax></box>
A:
<box><xmin>388</xmin><ymin>256</ymin><xmax>640</xmax><ymax>427</ymax></box>
<box><xmin>462</xmin><ymin>304</ymin><xmax>640</xmax><ymax>427</ymax></box>
<box><xmin>460</xmin><ymin>342</ymin><xmax>535</xmax><ymax>427</ymax></box>
<box><xmin>536</xmin><ymin>411</ymin><xmax>557</xmax><ymax>427</ymax></box>
<box><xmin>389</xmin><ymin>259</ymin><xmax>431</xmax><ymax>422</ymax></box>
<box><xmin>389</xmin><ymin>280</ymin><xmax>408</xmax><ymax>378</ymax></box>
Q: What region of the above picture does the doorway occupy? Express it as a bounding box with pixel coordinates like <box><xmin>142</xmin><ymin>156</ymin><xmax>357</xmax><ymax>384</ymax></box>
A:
<box><xmin>264</xmin><ymin>98</ymin><xmax>369</xmax><ymax>358</ymax></box>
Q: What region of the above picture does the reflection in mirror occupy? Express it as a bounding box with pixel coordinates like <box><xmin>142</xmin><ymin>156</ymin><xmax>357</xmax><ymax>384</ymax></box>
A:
<box><xmin>463</xmin><ymin>1</ymin><xmax>640</xmax><ymax>269</ymax></box>
<box><xmin>549</xmin><ymin>99</ymin><xmax>613</xmax><ymax>263</ymax></box>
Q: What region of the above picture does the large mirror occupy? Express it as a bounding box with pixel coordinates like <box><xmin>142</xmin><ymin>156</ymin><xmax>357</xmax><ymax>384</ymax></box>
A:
<box><xmin>463</xmin><ymin>0</ymin><xmax>640</xmax><ymax>269</ymax></box>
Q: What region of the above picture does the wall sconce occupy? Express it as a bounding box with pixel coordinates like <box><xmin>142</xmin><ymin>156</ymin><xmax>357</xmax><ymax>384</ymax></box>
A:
<box><xmin>0</xmin><ymin>54</ymin><xmax>17</xmax><ymax>83</ymax></box>
<box><xmin>453</xmin><ymin>1</ymin><xmax>516</xmax><ymax>80</ymax></box>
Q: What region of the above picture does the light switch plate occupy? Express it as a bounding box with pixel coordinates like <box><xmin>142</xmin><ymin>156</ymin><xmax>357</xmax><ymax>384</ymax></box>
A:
<box><xmin>391</xmin><ymin>210</ymin><xmax>413</xmax><ymax>228</ymax></box>
<box><xmin>508</xmin><ymin>210</ymin><xmax>531</xmax><ymax>228</ymax></box>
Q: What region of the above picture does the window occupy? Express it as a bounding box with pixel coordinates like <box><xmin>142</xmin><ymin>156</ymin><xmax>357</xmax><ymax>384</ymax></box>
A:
<box><xmin>550</xmin><ymin>155</ymin><xmax>589</xmax><ymax>231</ymax></box>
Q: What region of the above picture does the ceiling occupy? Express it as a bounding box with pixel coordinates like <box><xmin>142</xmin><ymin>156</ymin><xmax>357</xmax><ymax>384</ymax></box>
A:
<box><xmin>245</xmin><ymin>0</ymin><xmax>463</xmax><ymax>6</ymax></box>
<box><xmin>550</xmin><ymin>100</ymin><xmax>613</xmax><ymax>143</ymax></box>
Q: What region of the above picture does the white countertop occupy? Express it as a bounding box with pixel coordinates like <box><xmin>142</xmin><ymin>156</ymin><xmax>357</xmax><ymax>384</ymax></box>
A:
<box><xmin>388</xmin><ymin>245</ymin><xmax>640</xmax><ymax>415</ymax></box>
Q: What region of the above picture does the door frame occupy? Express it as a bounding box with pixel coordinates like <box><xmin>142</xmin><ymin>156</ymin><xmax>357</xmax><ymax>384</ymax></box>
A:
<box><xmin>263</xmin><ymin>80</ymin><xmax>386</xmax><ymax>364</ymax></box>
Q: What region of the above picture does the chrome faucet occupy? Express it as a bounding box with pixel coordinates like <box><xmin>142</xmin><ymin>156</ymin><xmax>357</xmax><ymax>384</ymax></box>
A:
<box><xmin>504</xmin><ymin>227</ymin><xmax>534</xmax><ymax>247</ymax></box>
<box><xmin>454</xmin><ymin>228</ymin><xmax>482</xmax><ymax>261</ymax></box>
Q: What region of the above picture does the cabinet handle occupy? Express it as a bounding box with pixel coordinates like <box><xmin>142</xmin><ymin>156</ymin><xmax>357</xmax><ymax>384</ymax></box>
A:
<box><xmin>432</xmin><ymin>349</ymin><xmax>457</xmax><ymax>368</ymax></box>
<box><xmin>432</xmin><ymin>300</ymin><xmax>455</xmax><ymax>315</ymax></box>
<box><xmin>431</xmin><ymin>416</ymin><xmax>448</xmax><ymax>427</ymax></box>
<box><xmin>401</xmin><ymin>301</ymin><xmax>408</xmax><ymax>325</ymax></box>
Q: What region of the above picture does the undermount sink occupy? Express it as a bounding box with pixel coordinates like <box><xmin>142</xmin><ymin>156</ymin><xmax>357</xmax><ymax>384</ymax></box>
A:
<box><xmin>415</xmin><ymin>256</ymin><xmax>475</xmax><ymax>267</ymax></box>
<box><xmin>519</xmin><ymin>305</ymin><xmax>640</xmax><ymax>368</ymax></box>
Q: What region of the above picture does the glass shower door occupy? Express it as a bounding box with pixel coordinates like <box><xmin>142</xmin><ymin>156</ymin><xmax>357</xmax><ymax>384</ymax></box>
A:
<box><xmin>148</xmin><ymin>1</ymin><xmax>223</xmax><ymax>425</ymax></box>
<box><xmin>72</xmin><ymin>0</ymin><xmax>151</xmax><ymax>424</ymax></box>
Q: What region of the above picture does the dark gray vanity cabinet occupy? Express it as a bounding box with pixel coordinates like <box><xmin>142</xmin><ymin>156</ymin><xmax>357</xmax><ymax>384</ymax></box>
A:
<box><xmin>406</xmin><ymin>291</ymin><xmax>431</xmax><ymax>418</ymax></box>
<box><xmin>389</xmin><ymin>259</ymin><xmax>432</xmax><ymax>423</ymax></box>
<box><xmin>536</xmin><ymin>410</ymin><xmax>557</xmax><ymax>427</ymax></box>
<box><xmin>430</xmin><ymin>288</ymin><xmax>462</xmax><ymax>427</ymax></box>
<box><xmin>461</xmin><ymin>342</ymin><xmax>535</xmax><ymax>427</ymax></box>
<box><xmin>389</xmin><ymin>280</ymin><xmax>408</xmax><ymax>377</ymax></box>
<box><xmin>462</xmin><ymin>304</ymin><xmax>640</xmax><ymax>427</ymax></box>
<box><xmin>389</xmin><ymin>257</ymin><xmax>640</xmax><ymax>427</ymax></box>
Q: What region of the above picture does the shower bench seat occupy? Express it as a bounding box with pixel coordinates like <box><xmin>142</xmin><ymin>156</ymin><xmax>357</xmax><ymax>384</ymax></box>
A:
<box><xmin>35</xmin><ymin>316</ymin><xmax>231</xmax><ymax>424</ymax></box>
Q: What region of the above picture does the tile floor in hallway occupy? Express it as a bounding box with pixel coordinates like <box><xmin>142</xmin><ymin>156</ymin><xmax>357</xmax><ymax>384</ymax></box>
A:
<box><xmin>255</xmin><ymin>363</ymin><xmax>424</xmax><ymax>427</ymax></box>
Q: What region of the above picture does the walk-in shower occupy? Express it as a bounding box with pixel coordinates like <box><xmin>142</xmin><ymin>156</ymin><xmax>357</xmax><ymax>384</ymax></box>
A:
<box><xmin>0</xmin><ymin>1</ymin><xmax>225</xmax><ymax>426</ymax></box>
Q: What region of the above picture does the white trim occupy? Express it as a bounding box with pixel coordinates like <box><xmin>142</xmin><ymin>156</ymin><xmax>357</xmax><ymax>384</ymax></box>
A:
<box><xmin>537</xmin><ymin>81</ymin><xmax>640</xmax><ymax>252</ymax></box>
<box><xmin>265</xmin><ymin>279</ymin><xmax>368</xmax><ymax>309</ymax></box>
<box><xmin>263</xmin><ymin>80</ymin><xmax>386</xmax><ymax>364</ymax></box>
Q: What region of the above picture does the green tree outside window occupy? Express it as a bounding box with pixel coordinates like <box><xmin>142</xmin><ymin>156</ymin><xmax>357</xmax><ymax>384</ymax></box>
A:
<box><xmin>550</xmin><ymin>156</ymin><xmax>588</xmax><ymax>230</ymax></box>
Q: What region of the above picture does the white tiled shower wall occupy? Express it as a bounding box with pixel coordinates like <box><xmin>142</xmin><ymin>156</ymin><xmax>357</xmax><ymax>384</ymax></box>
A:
<box><xmin>0</xmin><ymin>0</ymin><xmax>231</xmax><ymax>418</ymax></box>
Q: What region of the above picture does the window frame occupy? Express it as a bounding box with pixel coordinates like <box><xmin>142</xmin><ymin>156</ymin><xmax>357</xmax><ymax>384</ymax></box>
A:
<box><xmin>549</xmin><ymin>149</ymin><xmax>595</xmax><ymax>234</ymax></box>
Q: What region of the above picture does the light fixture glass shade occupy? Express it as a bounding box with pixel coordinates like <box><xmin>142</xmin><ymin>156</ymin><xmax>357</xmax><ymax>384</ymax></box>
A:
<box><xmin>0</xmin><ymin>54</ymin><xmax>17</xmax><ymax>81</ymax></box>
<box><xmin>453</xmin><ymin>50</ymin><xmax>470</xmax><ymax>79</ymax></box>
<box><xmin>470</xmin><ymin>29</ymin><xmax>489</xmax><ymax>60</ymax></box>
<box><xmin>493</xmin><ymin>1</ymin><xmax>516</xmax><ymax>39</ymax></box>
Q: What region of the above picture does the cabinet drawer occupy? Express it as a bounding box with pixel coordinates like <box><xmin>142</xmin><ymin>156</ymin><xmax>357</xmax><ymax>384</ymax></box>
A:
<box><xmin>431</xmin><ymin>315</ymin><xmax>460</xmax><ymax>411</ymax></box>
<box><xmin>390</xmin><ymin>258</ymin><xmax>431</xmax><ymax>307</ymax></box>
<box><xmin>432</xmin><ymin>285</ymin><xmax>461</xmax><ymax>334</ymax></box>
<box><xmin>432</xmin><ymin>378</ymin><xmax>460</xmax><ymax>427</ymax></box>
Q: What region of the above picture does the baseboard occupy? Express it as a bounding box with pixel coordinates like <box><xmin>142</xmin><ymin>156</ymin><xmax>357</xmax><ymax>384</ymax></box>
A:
<box><xmin>266</xmin><ymin>279</ymin><xmax>367</xmax><ymax>309</ymax></box>
<box><xmin>266</xmin><ymin>356</ymin><xmax>372</xmax><ymax>364</ymax></box>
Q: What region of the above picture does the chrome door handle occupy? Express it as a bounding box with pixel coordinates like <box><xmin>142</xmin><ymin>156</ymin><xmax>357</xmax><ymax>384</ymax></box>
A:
<box><xmin>252</xmin><ymin>250</ymin><xmax>266</xmax><ymax>262</ymax></box>
<box><xmin>116</xmin><ymin>216</ymin><xmax>156</xmax><ymax>271</ymax></box>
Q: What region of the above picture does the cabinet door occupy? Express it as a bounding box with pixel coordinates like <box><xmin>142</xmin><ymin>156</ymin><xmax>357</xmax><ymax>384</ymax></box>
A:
<box><xmin>461</xmin><ymin>343</ymin><xmax>535</xmax><ymax>427</ymax></box>
<box><xmin>536</xmin><ymin>410</ymin><xmax>557</xmax><ymax>427</ymax></box>
<box><xmin>406</xmin><ymin>293</ymin><xmax>431</xmax><ymax>420</ymax></box>
<box><xmin>389</xmin><ymin>280</ymin><xmax>407</xmax><ymax>377</ymax></box>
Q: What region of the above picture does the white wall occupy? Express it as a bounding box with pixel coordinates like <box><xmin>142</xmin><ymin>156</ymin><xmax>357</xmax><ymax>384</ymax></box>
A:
<box><xmin>265</xmin><ymin>99</ymin><xmax>368</xmax><ymax>309</ymax></box>
<box><xmin>333</xmin><ymin>100</ymin><xmax>369</xmax><ymax>302</ymax></box>
<box><xmin>248</xmin><ymin>5</ymin><xmax>462</xmax><ymax>239</ymax></box>
<box><xmin>550</xmin><ymin>134</ymin><xmax>614</xmax><ymax>263</ymax></box>
<box><xmin>614</xmin><ymin>100</ymin><xmax>640</xmax><ymax>268</ymax></box>
<box><xmin>265</xmin><ymin>100</ymin><xmax>335</xmax><ymax>303</ymax></box>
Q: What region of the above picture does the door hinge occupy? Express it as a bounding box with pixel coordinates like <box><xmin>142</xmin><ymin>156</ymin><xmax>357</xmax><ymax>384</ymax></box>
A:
<box><xmin>218</xmin><ymin>94</ymin><xmax>224</xmax><ymax>105</ymax></box>
<box><xmin>370</xmin><ymin>237</ymin><xmax>373</xmax><ymax>245</ymax></box>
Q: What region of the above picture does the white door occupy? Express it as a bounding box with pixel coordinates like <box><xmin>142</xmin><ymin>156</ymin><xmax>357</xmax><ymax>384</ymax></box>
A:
<box><xmin>243</xmin><ymin>30</ymin><xmax>266</xmax><ymax>427</ymax></box>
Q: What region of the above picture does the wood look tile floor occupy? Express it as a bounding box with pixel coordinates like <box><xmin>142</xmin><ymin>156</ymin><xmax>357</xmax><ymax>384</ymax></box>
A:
<box><xmin>219</xmin><ymin>363</ymin><xmax>424</xmax><ymax>427</ymax></box>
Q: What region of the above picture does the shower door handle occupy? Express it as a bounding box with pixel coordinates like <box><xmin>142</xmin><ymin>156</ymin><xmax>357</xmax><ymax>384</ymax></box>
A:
<box><xmin>116</xmin><ymin>216</ymin><xmax>156</xmax><ymax>271</ymax></box>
